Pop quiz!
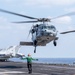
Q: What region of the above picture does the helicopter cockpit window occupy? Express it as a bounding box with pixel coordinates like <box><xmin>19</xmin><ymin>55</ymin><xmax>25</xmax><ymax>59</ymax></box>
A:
<box><xmin>42</xmin><ymin>25</ymin><xmax>56</xmax><ymax>31</ymax></box>
<box><xmin>47</xmin><ymin>26</ymin><xmax>51</xmax><ymax>29</ymax></box>
<box><xmin>42</xmin><ymin>26</ymin><xmax>47</xmax><ymax>29</ymax></box>
<box><xmin>50</xmin><ymin>25</ymin><xmax>56</xmax><ymax>31</ymax></box>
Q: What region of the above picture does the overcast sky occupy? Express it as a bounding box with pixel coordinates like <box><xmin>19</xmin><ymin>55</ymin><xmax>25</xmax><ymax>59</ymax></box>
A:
<box><xmin>0</xmin><ymin>0</ymin><xmax>75</xmax><ymax>58</ymax></box>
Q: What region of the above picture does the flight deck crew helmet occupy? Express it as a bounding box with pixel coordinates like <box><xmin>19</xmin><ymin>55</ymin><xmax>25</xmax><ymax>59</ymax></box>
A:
<box><xmin>28</xmin><ymin>54</ymin><xmax>31</xmax><ymax>56</ymax></box>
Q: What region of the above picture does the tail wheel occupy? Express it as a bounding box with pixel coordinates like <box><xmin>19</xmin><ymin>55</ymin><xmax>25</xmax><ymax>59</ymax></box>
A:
<box><xmin>53</xmin><ymin>40</ymin><xmax>57</xmax><ymax>46</ymax></box>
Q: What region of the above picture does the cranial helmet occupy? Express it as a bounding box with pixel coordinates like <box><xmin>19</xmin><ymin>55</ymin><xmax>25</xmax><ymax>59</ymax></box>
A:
<box><xmin>28</xmin><ymin>54</ymin><xmax>31</xmax><ymax>56</ymax></box>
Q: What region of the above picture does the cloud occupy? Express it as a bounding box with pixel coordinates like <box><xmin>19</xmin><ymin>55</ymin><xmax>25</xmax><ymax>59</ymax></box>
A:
<box><xmin>0</xmin><ymin>16</ymin><xmax>8</xmax><ymax>22</ymax></box>
<box><xmin>0</xmin><ymin>16</ymin><xmax>31</xmax><ymax>41</ymax></box>
<box><xmin>53</xmin><ymin>16</ymin><xmax>72</xmax><ymax>25</ymax></box>
<box><xmin>23</xmin><ymin>0</ymin><xmax>75</xmax><ymax>7</ymax></box>
<box><xmin>1</xmin><ymin>0</ymin><xmax>75</xmax><ymax>6</ymax></box>
<box><xmin>1</xmin><ymin>0</ymin><xmax>75</xmax><ymax>9</ymax></box>
<box><xmin>67</xmin><ymin>26</ymin><xmax>75</xmax><ymax>30</ymax></box>
<box><xmin>0</xmin><ymin>0</ymin><xmax>14</xmax><ymax>4</ymax></box>
<box><xmin>0</xmin><ymin>17</ymin><xmax>30</xmax><ymax>31</ymax></box>
<box><xmin>65</xmin><ymin>8</ymin><xmax>75</xmax><ymax>12</ymax></box>
<box><xmin>51</xmin><ymin>0</ymin><xmax>75</xmax><ymax>5</ymax></box>
<box><xmin>5</xmin><ymin>0</ymin><xmax>12</xmax><ymax>2</ymax></box>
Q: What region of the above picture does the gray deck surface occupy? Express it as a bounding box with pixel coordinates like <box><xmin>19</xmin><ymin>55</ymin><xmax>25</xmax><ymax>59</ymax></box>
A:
<box><xmin>0</xmin><ymin>61</ymin><xmax>75</xmax><ymax>75</ymax></box>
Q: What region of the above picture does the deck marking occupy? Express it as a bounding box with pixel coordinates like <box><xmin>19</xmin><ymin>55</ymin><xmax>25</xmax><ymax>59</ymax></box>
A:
<box><xmin>0</xmin><ymin>71</ymin><xmax>48</xmax><ymax>75</ymax></box>
<box><xmin>0</xmin><ymin>71</ymin><xmax>25</xmax><ymax>74</ymax></box>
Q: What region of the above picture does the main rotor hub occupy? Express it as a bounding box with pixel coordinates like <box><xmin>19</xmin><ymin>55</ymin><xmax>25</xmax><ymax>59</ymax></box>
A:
<box><xmin>38</xmin><ymin>18</ymin><xmax>50</xmax><ymax>22</ymax></box>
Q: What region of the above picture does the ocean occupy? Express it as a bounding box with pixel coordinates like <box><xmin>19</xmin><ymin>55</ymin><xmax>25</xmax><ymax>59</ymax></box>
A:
<box><xmin>9</xmin><ymin>58</ymin><xmax>75</xmax><ymax>65</ymax></box>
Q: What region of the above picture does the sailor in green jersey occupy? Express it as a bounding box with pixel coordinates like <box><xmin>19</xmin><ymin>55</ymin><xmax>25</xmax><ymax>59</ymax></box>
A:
<box><xmin>21</xmin><ymin>54</ymin><xmax>38</xmax><ymax>74</ymax></box>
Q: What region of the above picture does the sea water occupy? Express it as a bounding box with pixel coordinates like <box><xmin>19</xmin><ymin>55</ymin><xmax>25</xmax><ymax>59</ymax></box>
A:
<box><xmin>9</xmin><ymin>58</ymin><xmax>75</xmax><ymax>65</ymax></box>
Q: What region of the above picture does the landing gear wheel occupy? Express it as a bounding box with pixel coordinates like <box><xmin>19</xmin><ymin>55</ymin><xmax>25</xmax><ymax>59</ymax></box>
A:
<box><xmin>53</xmin><ymin>40</ymin><xmax>57</xmax><ymax>46</ymax></box>
<box><xmin>34</xmin><ymin>46</ymin><xmax>36</xmax><ymax>53</ymax></box>
<box><xmin>34</xmin><ymin>40</ymin><xmax>37</xmax><ymax>53</ymax></box>
<box><xmin>34</xmin><ymin>50</ymin><xmax>36</xmax><ymax>53</ymax></box>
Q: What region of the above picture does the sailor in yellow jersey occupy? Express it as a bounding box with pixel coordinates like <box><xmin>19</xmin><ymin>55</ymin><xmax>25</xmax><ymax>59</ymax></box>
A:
<box><xmin>21</xmin><ymin>54</ymin><xmax>38</xmax><ymax>74</ymax></box>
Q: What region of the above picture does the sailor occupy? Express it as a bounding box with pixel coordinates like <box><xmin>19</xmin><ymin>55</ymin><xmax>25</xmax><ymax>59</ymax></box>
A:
<box><xmin>21</xmin><ymin>54</ymin><xmax>38</xmax><ymax>74</ymax></box>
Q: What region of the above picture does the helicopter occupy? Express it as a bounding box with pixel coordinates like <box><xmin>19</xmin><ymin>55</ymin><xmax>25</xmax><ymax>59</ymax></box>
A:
<box><xmin>0</xmin><ymin>9</ymin><xmax>75</xmax><ymax>53</ymax></box>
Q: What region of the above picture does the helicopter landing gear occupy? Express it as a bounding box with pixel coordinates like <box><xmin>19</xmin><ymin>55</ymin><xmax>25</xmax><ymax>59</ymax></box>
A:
<box><xmin>34</xmin><ymin>46</ymin><xmax>36</xmax><ymax>53</ymax></box>
<box><xmin>34</xmin><ymin>40</ymin><xmax>37</xmax><ymax>53</ymax></box>
<box><xmin>53</xmin><ymin>40</ymin><xmax>57</xmax><ymax>46</ymax></box>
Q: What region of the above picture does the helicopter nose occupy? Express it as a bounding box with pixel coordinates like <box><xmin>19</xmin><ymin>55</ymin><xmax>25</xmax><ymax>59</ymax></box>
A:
<box><xmin>42</xmin><ymin>30</ymin><xmax>56</xmax><ymax>36</ymax></box>
<box><xmin>50</xmin><ymin>33</ymin><xmax>54</xmax><ymax>36</ymax></box>
<box><xmin>43</xmin><ymin>30</ymin><xmax>50</xmax><ymax>35</ymax></box>
<box><xmin>47</xmin><ymin>32</ymin><xmax>53</xmax><ymax>36</ymax></box>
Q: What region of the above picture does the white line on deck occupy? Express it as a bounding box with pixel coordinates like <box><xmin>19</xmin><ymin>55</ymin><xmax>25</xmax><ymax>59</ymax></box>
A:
<box><xmin>0</xmin><ymin>71</ymin><xmax>48</xmax><ymax>75</ymax></box>
<box><xmin>0</xmin><ymin>71</ymin><xmax>25</xmax><ymax>74</ymax></box>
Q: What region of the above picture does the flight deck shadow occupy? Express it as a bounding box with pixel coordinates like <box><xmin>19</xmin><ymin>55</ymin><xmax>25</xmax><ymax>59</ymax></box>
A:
<box><xmin>0</xmin><ymin>66</ymin><xmax>23</xmax><ymax>69</ymax></box>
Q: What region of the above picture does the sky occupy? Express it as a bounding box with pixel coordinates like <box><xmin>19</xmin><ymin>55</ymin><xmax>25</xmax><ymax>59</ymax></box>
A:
<box><xmin>0</xmin><ymin>0</ymin><xmax>75</xmax><ymax>58</ymax></box>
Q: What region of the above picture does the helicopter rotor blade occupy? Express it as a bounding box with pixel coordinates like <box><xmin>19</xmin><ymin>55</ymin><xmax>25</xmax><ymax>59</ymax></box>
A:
<box><xmin>60</xmin><ymin>30</ymin><xmax>75</xmax><ymax>34</ymax></box>
<box><xmin>1</xmin><ymin>9</ymin><xmax>75</xmax><ymax>23</ymax></box>
<box><xmin>12</xmin><ymin>21</ymin><xmax>39</xmax><ymax>23</ymax></box>
<box><xmin>0</xmin><ymin>9</ymin><xmax>37</xmax><ymax>19</ymax></box>
<box><xmin>51</xmin><ymin>12</ymin><xmax>75</xmax><ymax>20</ymax></box>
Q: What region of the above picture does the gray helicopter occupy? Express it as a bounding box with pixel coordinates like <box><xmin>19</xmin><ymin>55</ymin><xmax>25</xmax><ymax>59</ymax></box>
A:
<box><xmin>0</xmin><ymin>9</ymin><xmax>75</xmax><ymax>53</ymax></box>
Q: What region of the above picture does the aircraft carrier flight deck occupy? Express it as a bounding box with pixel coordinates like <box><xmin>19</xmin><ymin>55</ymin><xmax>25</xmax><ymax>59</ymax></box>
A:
<box><xmin>0</xmin><ymin>61</ymin><xmax>75</xmax><ymax>75</ymax></box>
